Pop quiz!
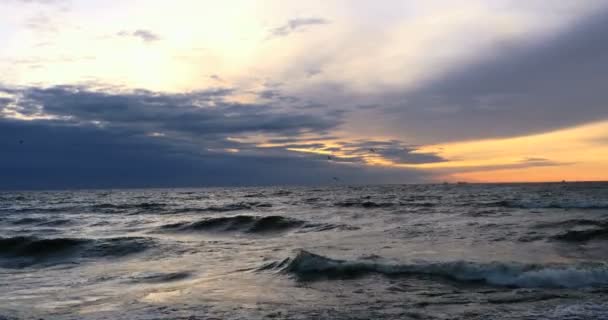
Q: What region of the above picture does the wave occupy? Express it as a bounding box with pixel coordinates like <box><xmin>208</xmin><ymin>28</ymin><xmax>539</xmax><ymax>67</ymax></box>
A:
<box><xmin>552</xmin><ymin>227</ymin><xmax>608</xmax><ymax>242</ymax></box>
<box><xmin>91</xmin><ymin>202</ymin><xmax>167</xmax><ymax>211</ymax></box>
<box><xmin>86</xmin><ymin>201</ymin><xmax>273</xmax><ymax>215</ymax></box>
<box><xmin>243</xmin><ymin>193</ymin><xmax>266</xmax><ymax>198</ymax></box>
<box><xmin>10</xmin><ymin>217</ymin><xmax>72</xmax><ymax>227</ymax></box>
<box><xmin>11</xmin><ymin>217</ymin><xmax>46</xmax><ymax>225</ymax></box>
<box><xmin>1</xmin><ymin>207</ymin><xmax>75</xmax><ymax>214</ymax></box>
<box><xmin>299</xmin><ymin>223</ymin><xmax>360</xmax><ymax>232</ymax></box>
<box><xmin>334</xmin><ymin>200</ymin><xmax>436</xmax><ymax>209</ymax></box>
<box><xmin>126</xmin><ymin>271</ymin><xmax>192</xmax><ymax>284</ymax></box>
<box><xmin>203</xmin><ymin>202</ymin><xmax>272</xmax><ymax>212</ymax></box>
<box><xmin>159</xmin><ymin>215</ymin><xmax>305</xmax><ymax>234</ymax></box>
<box><xmin>37</xmin><ymin>219</ymin><xmax>73</xmax><ymax>227</ymax></box>
<box><xmin>268</xmin><ymin>250</ymin><xmax>608</xmax><ymax>288</ymax></box>
<box><xmin>534</xmin><ymin>219</ymin><xmax>607</xmax><ymax>229</ymax></box>
<box><xmin>273</xmin><ymin>190</ymin><xmax>292</xmax><ymax>196</ymax></box>
<box><xmin>158</xmin><ymin>215</ymin><xmax>356</xmax><ymax>235</ymax></box>
<box><xmin>0</xmin><ymin>237</ymin><xmax>88</xmax><ymax>258</ymax></box>
<box><xmin>484</xmin><ymin>200</ymin><xmax>608</xmax><ymax>210</ymax></box>
<box><xmin>335</xmin><ymin>200</ymin><xmax>396</xmax><ymax>208</ymax></box>
<box><xmin>171</xmin><ymin>202</ymin><xmax>273</xmax><ymax>214</ymax></box>
<box><xmin>0</xmin><ymin>236</ymin><xmax>154</xmax><ymax>266</ymax></box>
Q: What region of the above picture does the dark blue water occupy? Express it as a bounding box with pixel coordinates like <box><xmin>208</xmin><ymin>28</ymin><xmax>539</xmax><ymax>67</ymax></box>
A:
<box><xmin>1</xmin><ymin>183</ymin><xmax>608</xmax><ymax>319</ymax></box>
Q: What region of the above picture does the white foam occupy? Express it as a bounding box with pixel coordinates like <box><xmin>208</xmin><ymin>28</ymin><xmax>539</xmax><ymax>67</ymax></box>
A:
<box><xmin>283</xmin><ymin>250</ymin><xmax>608</xmax><ymax>288</ymax></box>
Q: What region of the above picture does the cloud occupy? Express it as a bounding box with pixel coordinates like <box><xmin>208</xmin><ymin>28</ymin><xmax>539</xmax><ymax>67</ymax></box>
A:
<box><xmin>24</xmin><ymin>13</ymin><xmax>56</xmax><ymax>32</ymax></box>
<box><xmin>337</xmin><ymin>140</ymin><xmax>446</xmax><ymax>165</ymax></box>
<box><xmin>371</xmin><ymin>8</ymin><xmax>608</xmax><ymax>143</ymax></box>
<box><xmin>0</xmin><ymin>84</ymin><xmax>431</xmax><ymax>189</ymax></box>
<box><xmin>0</xmin><ymin>117</ymin><xmax>429</xmax><ymax>189</ymax></box>
<box><xmin>117</xmin><ymin>29</ymin><xmax>161</xmax><ymax>42</ymax></box>
<box><xmin>268</xmin><ymin>138</ymin><xmax>446</xmax><ymax>165</ymax></box>
<box><xmin>209</xmin><ymin>74</ymin><xmax>223</xmax><ymax>82</ymax></box>
<box><xmin>434</xmin><ymin>157</ymin><xmax>573</xmax><ymax>175</ymax></box>
<box><xmin>1</xmin><ymin>85</ymin><xmax>340</xmax><ymax>138</ymax></box>
<box><xmin>10</xmin><ymin>0</ymin><xmax>71</xmax><ymax>14</ymax></box>
<box><xmin>269</xmin><ymin>17</ymin><xmax>330</xmax><ymax>38</ymax></box>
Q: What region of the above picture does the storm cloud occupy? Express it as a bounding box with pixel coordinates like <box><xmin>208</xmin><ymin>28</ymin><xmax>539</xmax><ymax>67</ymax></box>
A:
<box><xmin>376</xmin><ymin>9</ymin><xmax>608</xmax><ymax>142</ymax></box>
<box><xmin>0</xmin><ymin>85</ymin><xmax>429</xmax><ymax>189</ymax></box>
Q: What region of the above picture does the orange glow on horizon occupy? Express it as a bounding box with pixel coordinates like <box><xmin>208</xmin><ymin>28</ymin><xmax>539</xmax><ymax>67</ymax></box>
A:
<box><xmin>272</xmin><ymin>120</ymin><xmax>608</xmax><ymax>183</ymax></box>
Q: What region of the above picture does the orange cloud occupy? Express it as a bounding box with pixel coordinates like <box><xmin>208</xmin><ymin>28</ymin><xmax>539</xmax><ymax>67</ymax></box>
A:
<box><xmin>414</xmin><ymin>120</ymin><xmax>608</xmax><ymax>182</ymax></box>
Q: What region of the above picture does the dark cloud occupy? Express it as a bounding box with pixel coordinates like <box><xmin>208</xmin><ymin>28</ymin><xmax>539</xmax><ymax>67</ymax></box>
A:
<box><xmin>265</xmin><ymin>139</ymin><xmax>447</xmax><ymax>165</ymax></box>
<box><xmin>266</xmin><ymin>136</ymin><xmax>338</xmax><ymax>144</ymax></box>
<box><xmin>347</xmin><ymin>9</ymin><xmax>608</xmax><ymax>143</ymax></box>
<box><xmin>0</xmin><ymin>117</ymin><xmax>429</xmax><ymax>189</ymax></box>
<box><xmin>257</xmin><ymin>89</ymin><xmax>300</xmax><ymax>103</ymax></box>
<box><xmin>117</xmin><ymin>29</ymin><xmax>161</xmax><ymax>42</ymax></box>
<box><xmin>269</xmin><ymin>17</ymin><xmax>330</xmax><ymax>38</ymax></box>
<box><xmin>276</xmin><ymin>143</ymin><xmax>326</xmax><ymax>150</ymax></box>
<box><xmin>337</xmin><ymin>140</ymin><xmax>446</xmax><ymax>165</ymax></box>
<box><xmin>4</xmin><ymin>85</ymin><xmax>339</xmax><ymax>137</ymax></box>
<box><xmin>0</xmin><ymin>97</ymin><xmax>12</xmax><ymax>107</ymax></box>
<box><xmin>0</xmin><ymin>85</ymin><xmax>429</xmax><ymax>189</ymax></box>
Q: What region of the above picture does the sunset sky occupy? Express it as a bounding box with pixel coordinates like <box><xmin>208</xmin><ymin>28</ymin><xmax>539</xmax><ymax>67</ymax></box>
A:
<box><xmin>2</xmin><ymin>0</ymin><xmax>608</xmax><ymax>189</ymax></box>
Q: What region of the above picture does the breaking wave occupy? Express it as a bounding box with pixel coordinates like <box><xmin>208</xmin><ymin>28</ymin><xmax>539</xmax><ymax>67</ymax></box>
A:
<box><xmin>269</xmin><ymin>250</ymin><xmax>608</xmax><ymax>288</ymax></box>
<box><xmin>171</xmin><ymin>202</ymin><xmax>273</xmax><ymax>214</ymax></box>
<box><xmin>159</xmin><ymin>215</ymin><xmax>356</xmax><ymax>235</ymax></box>
<box><xmin>0</xmin><ymin>236</ymin><xmax>154</xmax><ymax>266</ymax></box>
<box><xmin>0</xmin><ymin>237</ymin><xmax>88</xmax><ymax>258</ymax></box>
<box><xmin>159</xmin><ymin>215</ymin><xmax>305</xmax><ymax>234</ymax></box>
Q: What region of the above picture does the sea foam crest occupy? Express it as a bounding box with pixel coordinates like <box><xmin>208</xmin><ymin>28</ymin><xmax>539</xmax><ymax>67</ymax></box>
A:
<box><xmin>278</xmin><ymin>250</ymin><xmax>608</xmax><ymax>288</ymax></box>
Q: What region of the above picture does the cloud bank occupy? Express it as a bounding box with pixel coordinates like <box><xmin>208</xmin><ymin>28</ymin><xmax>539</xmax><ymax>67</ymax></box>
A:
<box><xmin>0</xmin><ymin>85</ymin><xmax>430</xmax><ymax>189</ymax></box>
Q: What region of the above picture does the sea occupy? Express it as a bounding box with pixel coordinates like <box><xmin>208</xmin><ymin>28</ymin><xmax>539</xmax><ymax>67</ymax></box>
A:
<box><xmin>1</xmin><ymin>183</ymin><xmax>608</xmax><ymax>319</ymax></box>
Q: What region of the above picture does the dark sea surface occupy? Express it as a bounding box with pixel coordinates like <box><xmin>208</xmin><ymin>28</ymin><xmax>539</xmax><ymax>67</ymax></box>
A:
<box><xmin>1</xmin><ymin>183</ymin><xmax>608</xmax><ymax>319</ymax></box>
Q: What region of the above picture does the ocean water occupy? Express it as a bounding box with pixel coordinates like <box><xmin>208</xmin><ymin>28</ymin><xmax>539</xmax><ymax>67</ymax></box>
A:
<box><xmin>1</xmin><ymin>183</ymin><xmax>608</xmax><ymax>319</ymax></box>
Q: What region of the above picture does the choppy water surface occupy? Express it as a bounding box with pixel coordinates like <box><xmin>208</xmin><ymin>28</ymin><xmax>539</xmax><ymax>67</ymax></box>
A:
<box><xmin>1</xmin><ymin>183</ymin><xmax>608</xmax><ymax>319</ymax></box>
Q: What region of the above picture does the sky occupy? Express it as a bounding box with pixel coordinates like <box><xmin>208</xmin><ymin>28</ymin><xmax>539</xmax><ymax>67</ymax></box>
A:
<box><xmin>2</xmin><ymin>0</ymin><xmax>608</xmax><ymax>189</ymax></box>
